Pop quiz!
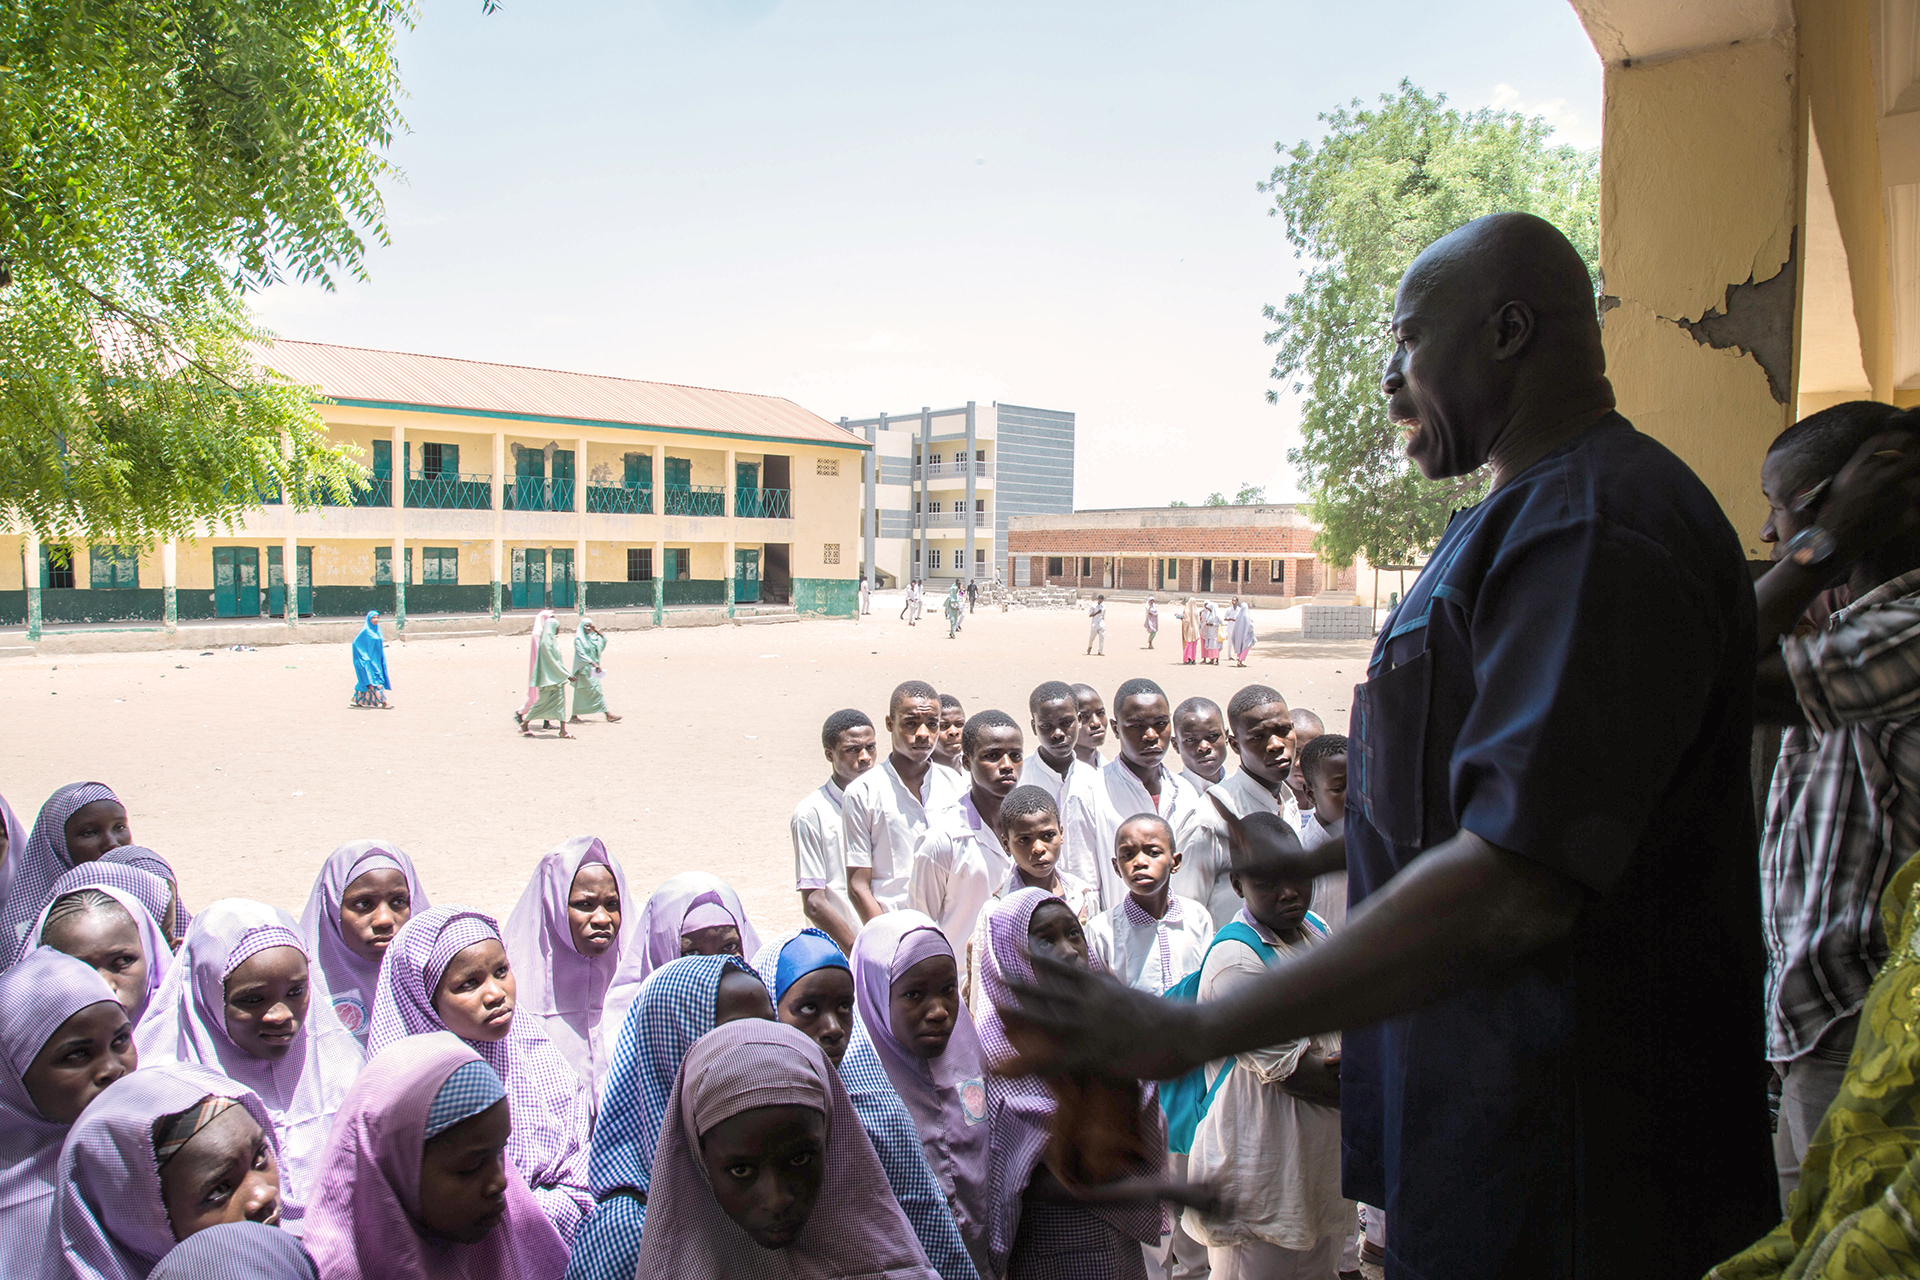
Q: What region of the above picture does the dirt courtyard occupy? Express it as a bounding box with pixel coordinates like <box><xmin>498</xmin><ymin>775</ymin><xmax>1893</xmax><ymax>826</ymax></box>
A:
<box><xmin>0</xmin><ymin>597</ymin><xmax>1374</xmax><ymax>935</ymax></box>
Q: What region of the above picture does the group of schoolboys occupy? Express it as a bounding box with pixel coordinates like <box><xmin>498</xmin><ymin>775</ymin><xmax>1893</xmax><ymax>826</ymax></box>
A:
<box><xmin>790</xmin><ymin>671</ymin><xmax>1367</xmax><ymax>1279</ymax></box>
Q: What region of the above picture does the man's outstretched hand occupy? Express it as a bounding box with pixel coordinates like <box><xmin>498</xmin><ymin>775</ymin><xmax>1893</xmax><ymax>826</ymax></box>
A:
<box><xmin>998</xmin><ymin>954</ymin><xmax>1216</xmax><ymax>1081</ymax></box>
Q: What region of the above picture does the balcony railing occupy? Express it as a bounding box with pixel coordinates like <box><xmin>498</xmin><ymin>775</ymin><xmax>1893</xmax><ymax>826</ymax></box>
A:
<box><xmin>975</xmin><ymin>461</ymin><xmax>992</xmax><ymax>477</ymax></box>
<box><xmin>405</xmin><ymin>470</ymin><xmax>494</xmax><ymax>510</ymax></box>
<box><xmin>663</xmin><ymin>484</ymin><xmax>725</xmax><ymax>517</ymax></box>
<box><xmin>505</xmin><ymin>477</ymin><xmax>575</xmax><ymax>512</ymax></box>
<box><xmin>587</xmin><ymin>483</ymin><xmax>654</xmax><ymax>515</ymax></box>
<box><xmin>322</xmin><ymin>476</ymin><xmax>393</xmax><ymax>508</ymax></box>
<box><xmin>735</xmin><ymin>487</ymin><xmax>793</xmax><ymax>519</ymax></box>
<box><xmin>913</xmin><ymin>510</ymin><xmax>991</xmax><ymax>529</ymax></box>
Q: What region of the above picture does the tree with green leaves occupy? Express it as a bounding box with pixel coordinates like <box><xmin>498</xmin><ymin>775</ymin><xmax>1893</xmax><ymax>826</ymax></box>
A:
<box><xmin>1262</xmin><ymin>81</ymin><xmax>1598</xmax><ymax>567</ymax></box>
<box><xmin>0</xmin><ymin>0</ymin><xmax>419</xmax><ymax>541</ymax></box>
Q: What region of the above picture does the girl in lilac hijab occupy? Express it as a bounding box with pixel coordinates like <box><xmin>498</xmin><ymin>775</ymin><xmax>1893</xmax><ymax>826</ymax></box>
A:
<box><xmin>149</xmin><ymin>1221</ymin><xmax>317</xmax><ymax>1280</ymax></box>
<box><xmin>303</xmin><ymin>1032</ymin><xmax>568</xmax><ymax>1280</ymax></box>
<box><xmin>134</xmin><ymin>899</ymin><xmax>364</xmax><ymax>1234</ymax></box>
<box><xmin>851</xmin><ymin>910</ymin><xmax>996</xmax><ymax>1279</ymax></box>
<box><xmin>635</xmin><ymin>1019</ymin><xmax>939</xmax><ymax>1280</ymax></box>
<box><xmin>97</xmin><ymin>846</ymin><xmax>191</xmax><ymax>943</ymax></box>
<box><xmin>55</xmin><ymin>1061</ymin><xmax>284</xmax><ymax>1280</ymax></box>
<box><xmin>0</xmin><ymin>782</ymin><xmax>128</xmax><ymax>969</ymax></box>
<box><xmin>501</xmin><ymin>836</ymin><xmax>632</xmax><ymax>1099</ymax></box>
<box><xmin>600</xmin><ymin>870</ymin><xmax>760</xmax><ymax>1055</ymax></box>
<box><xmin>31</xmin><ymin>880</ymin><xmax>175</xmax><ymax>1026</ymax></box>
<box><xmin>0</xmin><ymin>948</ymin><xmax>136</xmax><ymax>1278</ymax></box>
<box><xmin>366</xmin><ymin>905</ymin><xmax>594</xmax><ymax>1242</ymax></box>
<box><xmin>298</xmin><ymin>839</ymin><xmax>430</xmax><ymax>1041</ymax></box>
<box><xmin>42</xmin><ymin>861</ymin><xmax>176</xmax><ymax>946</ymax></box>
<box><xmin>973</xmin><ymin>887</ymin><xmax>1166</xmax><ymax>1280</ymax></box>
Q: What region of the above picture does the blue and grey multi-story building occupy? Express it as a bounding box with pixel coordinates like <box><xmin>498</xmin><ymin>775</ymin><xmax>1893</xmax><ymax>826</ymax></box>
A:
<box><xmin>840</xmin><ymin>402</ymin><xmax>1074</xmax><ymax>588</ymax></box>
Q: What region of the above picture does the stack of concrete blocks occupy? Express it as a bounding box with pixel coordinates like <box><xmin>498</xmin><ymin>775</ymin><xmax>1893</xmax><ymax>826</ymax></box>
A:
<box><xmin>1013</xmin><ymin>587</ymin><xmax>1080</xmax><ymax>609</ymax></box>
<box><xmin>1301</xmin><ymin>604</ymin><xmax>1376</xmax><ymax>640</ymax></box>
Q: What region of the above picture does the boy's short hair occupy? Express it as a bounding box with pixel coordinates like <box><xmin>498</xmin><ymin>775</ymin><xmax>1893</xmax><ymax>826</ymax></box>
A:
<box><xmin>1174</xmin><ymin>695</ymin><xmax>1222</xmax><ymax>723</ymax></box>
<box><xmin>1299</xmin><ymin>732</ymin><xmax>1349</xmax><ymax>784</ymax></box>
<box><xmin>961</xmin><ymin>709</ymin><xmax>1020</xmax><ymax>758</ymax></box>
<box><xmin>821</xmin><ymin>708</ymin><xmax>872</xmax><ymax>751</ymax></box>
<box><xmin>997</xmin><ymin>785</ymin><xmax>1060</xmax><ymax>832</ymax></box>
<box><xmin>1116</xmin><ymin>811</ymin><xmax>1176</xmax><ymax>851</ymax></box>
<box><xmin>1226</xmin><ymin>684</ymin><xmax>1286</xmax><ymax>726</ymax></box>
<box><xmin>1029</xmin><ymin>680</ymin><xmax>1075</xmax><ymax>712</ymax></box>
<box><xmin>1113</xmin><ymin>677</ymin><xmax>1166</xmax><ymax>708</ymax></box>
<box><xmin>938</xmin><ymin>693</ymin><xmax>964</xmax><ymax>713</ymax></box>
<box><xmin>889</xmin><ymin>680</ymin><xmax>939</xmax><ymax>713</ymax></box>
<box><xmin>1290</xmin><ymin>708</ymin><xmax>1325</xmax><ymax>736</ymax></box>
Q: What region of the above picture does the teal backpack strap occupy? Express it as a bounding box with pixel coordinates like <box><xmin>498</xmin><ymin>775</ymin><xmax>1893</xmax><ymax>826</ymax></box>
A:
<box><xmin>1159</xmin><ymin>919</ymin><xmax>1280</xmax><ymax>1154</ymax></box>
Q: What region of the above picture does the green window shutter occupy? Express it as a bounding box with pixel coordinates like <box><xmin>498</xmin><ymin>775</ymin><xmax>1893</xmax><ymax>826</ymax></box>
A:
<box><xmin>372</xmin><ymin>439</ymin><xmax>392</xmax><ymax>479</ymax></box>
<box><xmin>551</xmin><ymin>450</ymin><xmax>574</xmax><ymax>481</ymax></box>
<box><xmin>90</xmin><ymin>547</ymin><xmax>112</xmax><ymax>588</ymax></box>
<box><xmin>374</xmin><ymin>546</ymin><xmax>391</xmax><ymax>584</ymax></box>
<box><xmin>625</xmin><ymin>453</ymin><xmax>651</xmax><ymax>487</ymax></box>
<box><xmin>665</xmin><ymin>457</ymin><xmax>690</xmax><ymax>488</ymax></box>
<box><xmin>423</xmin><ymin>547</ymin><xmax>457</xmax><ymax>585</ymax></box>
<box><xmin>443</xmin><ymin>443</ymin><xmax>458</xmax><ymax>475</ymax></box>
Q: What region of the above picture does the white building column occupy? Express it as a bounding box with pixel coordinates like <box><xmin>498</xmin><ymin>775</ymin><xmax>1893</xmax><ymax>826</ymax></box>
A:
<box><xmin>161</xmin><ymin>540</ymin><xmax>178</xmax><ymax>633</ymax></box>
<box><xmin>392</xmin><ymin>421</ymin><xmax>406</xmax><ymax>631</ymax></box>
<box><xmin>491</xmin><ymin>430</ymin><xmax>506</xmax><ymax>620</ymax></box>
<box><xmin>284</xmin><ymin>533</ymin><xmax>298</xmax><ymax>630</ymax></box>
<box><xmin>652</xmin><ymin>538</ymin><xmax>665</xmax><ymax>625</ymax></box>
<box><xmin>24</xmin><ymin>527</ymin><xmax>42</xmax><ymax>642</ymax></box>
<box><xmin>724</xmin><ymin>538</ymin><xmax>736</xmax><ymax>618</ymax></box>
<box><xmin>576</xmin><ymin>435</ymin><xmax>589</xmax><ymax>615</ymax></box>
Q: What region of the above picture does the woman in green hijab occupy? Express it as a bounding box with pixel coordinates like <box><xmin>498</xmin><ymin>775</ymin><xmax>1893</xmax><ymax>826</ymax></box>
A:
<box><xmin>1710</xmin><ymin>846</ymin><xmax>1920</xmax><ymax>1279</ymax></box>
<box><xmin>568</xmin><ymin>617</ymin><xmax>621</xmax><ymax>724</ymax></box>
<box><xmin>517</xmin><ymin>609</ymin><xmax>574</xmax><ymax>738</ymax></box>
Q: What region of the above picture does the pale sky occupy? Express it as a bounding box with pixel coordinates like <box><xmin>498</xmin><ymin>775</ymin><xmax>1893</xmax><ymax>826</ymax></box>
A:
<box><xmin>254</xmin><ymin>0</ymin><xmax>1603</xmax><ymax>509</ymax></box>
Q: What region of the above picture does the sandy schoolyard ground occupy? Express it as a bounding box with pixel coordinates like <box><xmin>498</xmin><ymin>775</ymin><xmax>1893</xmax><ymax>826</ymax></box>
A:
<box><xmin>0</xmin><ymin>596</ymin><xmax>1374</xmax><ymax>935</ymax></box>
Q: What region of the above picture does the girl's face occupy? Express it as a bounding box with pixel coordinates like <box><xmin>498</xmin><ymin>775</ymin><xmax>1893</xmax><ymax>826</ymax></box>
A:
<box><xmin>223</xmin><ymin>947</ymin><xmax>310</xmax><ymax>1061</ymax></box>
<box><xmin>338</xmin><ymin>867</ymin><xmax>412</xmax><ymax>964</ymax></box>
<box><xmin>432</xmin><ymin>941</ymin><xmax>516</xmax><ymax>1042</ymax></box>
<box><xmin>699</xmin><ymin>1104</ymin><xmax>827</xmax><ymax>1250</ymax></box>
<box><xmin>888</xmin><ymin>953</ymin><xmax>959</xmax><ymax>1059</ymax></box>
<box><xmin>43</xmin><ymin>903</ymin><xmax>149</xmax><ymax>1021</ymax></box>
<box><xmin>1000</xmin><ymin>811</ymin><xmax>1062</xmax><ymax>883</ymax></box>
<box><xmin>776</xmin><ymin>967</ymin><xmax>855</xmax><ymax>1066</ymax></box>
<box><xmin>22</xmin><ymin>1000</ymin><xmax>135</xmax><ymax>1123</ymax></box>
<box><xmin>1026</xmin><ymin>902</ymin><xmax>1089</xmax><ymax>970</ymax></box>
<box><xmin>158</xmin><ymin>1104</ymin><xmax>282</xmax><ymax>1241</ymax></box>
<box><xmin>715</xmin><ymin>967</ymin><xmax>776</xmax><ymax>1026</ymax></box>
<box><xmin>680</xmin><ymin>924</ymin><xmax>742</xmax><ymax>958</ymax></box>
<box><xmin>566</xmin><ymin>863</ymin><xmax>621</xmax><ymax>958</ymax></box>
<box><xmin>418</xmin><ymin>1099</ymin><xmax>512</xmax><ymax>1244</ymax></box>
<box><xmin>64</xmin><ymin>800</ymin><xmax>131</xmax><ymax>865</ymax></box>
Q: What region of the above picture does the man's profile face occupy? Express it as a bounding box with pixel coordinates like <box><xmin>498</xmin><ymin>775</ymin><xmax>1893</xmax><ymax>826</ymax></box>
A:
<box><xmin>1384</xmin><ymin>267</ymin><xmax>1499</xmax><ymax>481</ymax></box>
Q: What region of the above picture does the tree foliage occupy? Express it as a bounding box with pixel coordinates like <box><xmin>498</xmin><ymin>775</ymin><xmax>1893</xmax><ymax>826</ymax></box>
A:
<box><xmin>1262</xmin><ymin>81</ymin><xmax>1599</xmax><ymax>567</ymax></box>
<box><xmin>0</xmin><ymin>0</ymin><xmax>417</xmax><ymax>540</ymax></box>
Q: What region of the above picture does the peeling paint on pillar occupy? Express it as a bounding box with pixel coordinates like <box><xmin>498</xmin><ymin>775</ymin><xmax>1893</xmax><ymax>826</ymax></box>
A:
<box><xmin>1669</xmin><ymin>232</ymin><xmax>1797</xmax><ymax>405</ymax></box>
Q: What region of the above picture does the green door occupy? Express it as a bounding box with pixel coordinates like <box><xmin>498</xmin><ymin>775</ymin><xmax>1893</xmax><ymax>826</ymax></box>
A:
<box><xmin>213</xmin><ymin>548</ymin><xmax>260</xmax><ymax>617</ymax></box>
<box><xmin>511</xmin><ymin>548</ymin><xmax>547</xmax><ymax>609</ymax></box>
<box><xmin>514</xmin><ymin>447</ymin><xmax>545</xmax><ymax>510</ymax></box>
<box><xmin>735</xmin><ymin>461</ymin><xmax>760</xmax><ymax>516</ymax></box>
<box><xmin>734</xmin><ymin>548</ymin><xmax>761</xmax><ymax>604</ymax></box>
<box><xmin>551</xmin><ymin>450</ymin><xmax>575</xmax><ymax>512</ymax></box>
<box><xmin>296</xmin><ymin>546</ymin><xmax>312</xmax><ymax>615</ymax></box>
<box><xmin>268</xmin><ymin>546</ymin><xmax>286</xmax><ymax>617</ymax></box>
<box><xmin>550</xmin><ymin>548</ymin><xmax>575</xmax><ymax>608</ymax></box>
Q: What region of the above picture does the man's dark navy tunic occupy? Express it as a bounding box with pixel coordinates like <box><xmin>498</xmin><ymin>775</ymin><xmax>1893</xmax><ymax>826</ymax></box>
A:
<box><xmin>1343</xmin><ymin>414</ymin><xmax>1776</xmax><ymax>1278</ymax></box>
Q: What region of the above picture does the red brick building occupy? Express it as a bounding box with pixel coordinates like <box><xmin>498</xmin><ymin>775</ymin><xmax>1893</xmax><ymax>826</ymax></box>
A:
<box><xmin>1005</xmin><ymin>505</ymin><xmax>1355</xmax><ymax>600</ymax></box>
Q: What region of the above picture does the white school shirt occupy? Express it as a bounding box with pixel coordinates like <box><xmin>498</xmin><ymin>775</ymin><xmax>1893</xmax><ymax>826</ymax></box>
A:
<box><xmin>1019</xmin><ymin>752</ymin><xmax>1091</xmax><ymax>803</ymax></box>
<box><xmin>1183</xmin><ymin>908</ymin><xmax>1354</xmax><ymax>1253</ymax></box>
<box><xmin>842</xmin><ymin>759</ymin><xmax>966</xmax><ymax>912</ymax></box>
<box><xmin>908</xmin><ymin>792</ymin><xmax>1011</xmax><ymax>951</ymax></box>
<box><xmin>1084</xmin><ymin>892</ymin><xmax>1214</xmax><ymax>996</ymax></box>
<box><xmin>792</xmin><ymin>780</ymin><xmax>856</xmax><ymax>930</ymax></box>
<box><xmin>1300</xmin><ymin>811</ymin><xmax>1347</xmax><ymax>932</ymax></box>
<box><xmin>1180</xmin><ymin>769</ymin><xmax>1302</xmax><ymax>929</ymax></box>
<box><xmin>1180</xmin><ymin>766</ymin><xmax>1227</xmax><ymax>799</ymax></box>
<box><xmin>1061</xmin><ymin>757</ymin><xmax>1205</xmax><ymax>912</ymax></box>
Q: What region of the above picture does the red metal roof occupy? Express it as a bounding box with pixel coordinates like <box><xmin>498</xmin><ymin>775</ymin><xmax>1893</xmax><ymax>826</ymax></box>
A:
<box><xmin>260</xmin><ymin>340</ymin><xmax>867</xmax><ymax>449</ymax></box>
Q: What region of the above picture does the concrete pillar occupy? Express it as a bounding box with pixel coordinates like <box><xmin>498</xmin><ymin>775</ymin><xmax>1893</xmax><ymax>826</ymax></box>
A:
<box><xmin>963</xmin><ymin>401</ymin><xmax>977</xmax><ymax>584</ymax></box>
<box><xmin>576</xmin><ymin>434</ymin><xmax>590</xmax><ymax>616</ymax></box>
<box><xmin>161</xmin><ymin>541</ymin><xmax>177</xmax><ymax>633</ymax></box>
<box><xmin>284</xmin><ymin>534</ymin><xmax>298</xmax><ymax>630</ymax></box>
<box><xmin>576</xmin><ymin>536</ymin><xmax>588</xmax><ymax>616</ymax></box>
<box><xmin>653</xmin><ymin>538</ymin><xmax>665</xmax><ymax>626</ymax></box>
<box><xmin>856</xmin><ymin>416</ymin><xmax>876</xmax><ymax>596</ymax></box>
<box><xmin>24</xmin><ymin>527</ymin><xmax>41</xmax><ymax>642</ymax></box>
<box><xmin>725</xmin><ymin>538</ymin><xmax>736</xmax><ymax>618</ymax></box>
<box><xmin>918</xmin><ymin>408</ymin><xmax>931</xmax><ymax>584</ymax></box>
<box><xmin>490</xmin><ymin>537</ymin><xmax>503</xmax><ymax>621</ymax></box>
<box><xmin>491</xmin><ymin>431</ymin><xmax>505</xmax><ymax>619</ymax></box>
<box><xmin>392</xmin><ymin>422</ymin><xmax>407</xmax><ymax>631</ymax></box>
<box><xmin>1588</xmin><ymin>30</ymin><xmax>1799</xmax><ymax>551</ymax></box>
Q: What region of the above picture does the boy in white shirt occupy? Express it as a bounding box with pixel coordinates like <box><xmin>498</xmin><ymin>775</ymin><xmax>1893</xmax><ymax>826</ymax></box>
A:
<box><xmin>1174</xmin><ymin>696</ymin><xmax>1231</xmax><ymax>794</ymax></box>
<box><xmin>1086</xmin><ymin>812</ymin><xmax>1216</xmax><ymax>1280</ymax></box>
<box><xmin>1283</xmin><ymin>708</ymin><xmax>1325</xmax><ymax>836</ymax></box>
<box><xmin>1184</xmin><ymin>811</ymin><xmax>1353</xmax><ymax>1279</ymax></box>
<box><xmin>1062</xmin><ymin>678</ymin><xmax>1204</xmax><ymax>911</ymax></box>
<box><xmin>1296</xmin><ymin>732</ymin><xmax>1350</xmax><ymax>932</ymax></box>
<box><xmin>909</xmin><ymin>710</ymin><xmax>1024</xmax><ymax>950</ymax></box>
<box><xmin>844</xmin><ymin>679</ymin><xmax>965</xmax><ymax>919</ymax></box>
<box><xmin>791</xmin><ymin>707</ymin><xmax>876</xmax><ymax>952</ymax></box>
<box><xmin>1020</xmin><ymin>680</ymin><xmax>1090</xmax><ymax>800</ymax></box>
<box><xmin>932</xmin><ymin>692</ymin><xmax>967</xmax><ymax>772</ymax></box>
<box><xmin>959</xmin><ymin>784</ymin><xmax>1097</xmax><ymax>1011</ymax></box>
<box><xmin>1180</xmin><ymin>685</ymin><xmax>1302</xmax><ymax>928</ymax></box>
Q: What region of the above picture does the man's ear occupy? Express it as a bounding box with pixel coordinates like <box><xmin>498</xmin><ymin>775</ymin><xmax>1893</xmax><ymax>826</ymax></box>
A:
<box><xmin>1492</xmin><ymin>299</ymin><xmax>1535</xmax><ymax>361</ymax></box>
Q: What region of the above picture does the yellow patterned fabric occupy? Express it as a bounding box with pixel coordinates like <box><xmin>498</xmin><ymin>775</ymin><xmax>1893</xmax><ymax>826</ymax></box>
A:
<box><xmin>1710</xmin><ymin>849</ymin><xmax>1920</xmax><ymax>1278</ymax></box>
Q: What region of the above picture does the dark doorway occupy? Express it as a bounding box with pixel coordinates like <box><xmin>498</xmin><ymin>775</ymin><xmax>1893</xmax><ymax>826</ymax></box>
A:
<box><xmin>762</xmin><ymin>543</ymin><xmax>792</xmax><ymax>604</ymax></box>
<box><xmin>1199</xmin><ymin>559</ymin><xmax>1213</xmax><ymax>592</ymax></box>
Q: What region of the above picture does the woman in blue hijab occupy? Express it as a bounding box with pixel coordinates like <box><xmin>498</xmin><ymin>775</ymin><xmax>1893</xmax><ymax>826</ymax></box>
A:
<box><xmin>351</xmin><ymin>612</ymin><xmax>390</xmax><ymax>708</ymax></box>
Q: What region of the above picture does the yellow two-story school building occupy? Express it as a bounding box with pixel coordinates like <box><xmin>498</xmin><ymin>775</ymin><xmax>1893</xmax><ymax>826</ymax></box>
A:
<box><xmin>1</xmin><ymin>341</ymin><xmax>870</xmax><ymax>633</ymax></box>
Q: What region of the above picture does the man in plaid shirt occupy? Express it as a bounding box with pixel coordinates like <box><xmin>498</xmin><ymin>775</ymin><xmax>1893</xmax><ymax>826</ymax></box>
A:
<box><xmin>1755</xmin><ymin>399</ymin><xmax>1920</xmax><ymax>1209</ymax></box>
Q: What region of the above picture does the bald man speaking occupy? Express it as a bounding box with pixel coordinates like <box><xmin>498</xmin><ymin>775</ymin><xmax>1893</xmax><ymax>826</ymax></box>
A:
<box><xmin>1001</xmin><ymin>214</ymin><xmax>1776</xmax><ymax>1277</ymax></box>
